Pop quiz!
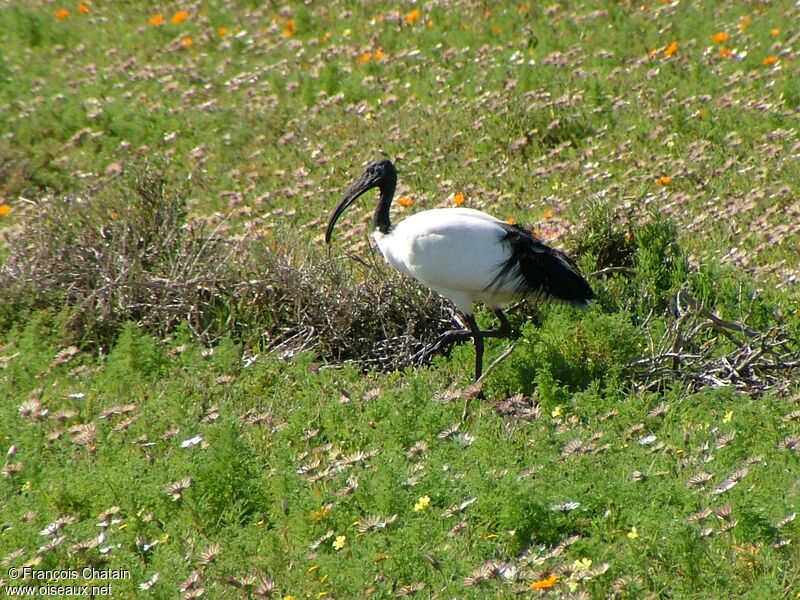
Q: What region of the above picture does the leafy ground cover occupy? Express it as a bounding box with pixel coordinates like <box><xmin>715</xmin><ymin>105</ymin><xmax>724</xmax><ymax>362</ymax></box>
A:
<box><xmin>1</xmin><ymin>1</ymin><xmax>799</xmax><ymax>599</ymax></box>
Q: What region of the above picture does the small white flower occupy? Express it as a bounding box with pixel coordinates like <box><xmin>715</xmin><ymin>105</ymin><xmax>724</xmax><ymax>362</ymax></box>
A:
<box><xmin>180</xmin><ymin>435</ymin><xmax>203</xmax><ymax>448</ymax></box>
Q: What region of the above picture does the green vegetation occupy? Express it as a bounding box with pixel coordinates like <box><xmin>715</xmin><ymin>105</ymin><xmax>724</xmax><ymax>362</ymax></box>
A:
<box><xmin>1</xmin><ymin>1</ymin><xmax>799</xmax><ymax>599</ymax></box>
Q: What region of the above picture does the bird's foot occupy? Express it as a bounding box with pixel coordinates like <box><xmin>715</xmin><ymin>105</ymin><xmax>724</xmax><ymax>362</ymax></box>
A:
<box><xmin>411</xmin><ymin>329</ymin><xmax>473</xmax><ymax>366</ymax></box>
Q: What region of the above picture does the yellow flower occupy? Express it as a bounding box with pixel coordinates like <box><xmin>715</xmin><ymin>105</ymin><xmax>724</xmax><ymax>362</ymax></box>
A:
<box><xmin>171</xmin><ymin>10</ymin><xmax>188</xmax><ymax>24</ymax></box>
<box><xmin>573</xmin><ymin>557</ymin><xmax>592</xmax><ymax>570</ymax></box>
<box><xmin>551</xmin><ymin>406</ymin><xmax>563</xmax><ymax>418</ymax></box>
<box><xmin>55</xmin><ymin>8</ymin><xmax>69</xmax><ymax>19</ymax></box>
<box><xmin>150</xmin><ymin>13</ymin><xmax>164</xmax><ymax>27</ymax></box>
<box><xmin>283</xmin><ymin>19</ymin><xmax>296</xmax><ymax>37</ymax></box>
<box><xmin>413</xmin><ymin>495</ymin><xmax>431</xmax><ymax>511</ymax></box>
<box><xmin>0</xmin><ymin>204</ymin><xmax>10</xmax><ymax>217</ymax></box>
<box><xmin>627</xmin><ymin>526</ymin><xmax>639</xmax><ymax>539</ymax></box>
<box><xmin>663</xmin><ymin>41</ymin><xmax>678</xmax><ymax>57</ymax></box>
<box><xmin>530</xmin><ymin>574</ymin><xmax>558</xmax><ymax>589</ymax></box>
<box><xmin>723</xmin><ymin>410</ymin><xmax>734</xmax><ymax>423</ymax></box>
<box><xmin>404</xmin><ymin>9</ymin><xmax>420</xmax><ymax>25</ymax></box>
<box><xmin>711</xmin><ymin>32</ymin><xmax>728</xmax><ymax>44</ymax></box>
<box><xmin>332</xmin><ymin>535</ymin><xmax>346</xmax><ymax>550</ymax></box>
<box><xmin>310</xmin><ymin>504</ymin><xmax>331</xmax><ymax>522</ymax></box>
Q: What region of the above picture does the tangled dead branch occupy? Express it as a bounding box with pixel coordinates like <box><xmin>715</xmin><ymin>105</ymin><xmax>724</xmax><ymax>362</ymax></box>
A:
<box><xmin>231</xmin><ymin>248</ymin><xmax>454</xmax><ymax>370</ymax></box>
<box><xmin>0</xmin><ymin>173</ymin><xmax>453</xmax><ymax>369</ymax></box>
<box><xmin>627</xmin><ymin>290</ymin><xmax>800</xmax><ymax>395</ymax></box>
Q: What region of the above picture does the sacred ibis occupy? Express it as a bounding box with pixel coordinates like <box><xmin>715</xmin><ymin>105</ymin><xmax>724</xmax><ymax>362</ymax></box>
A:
<box><xmin>325</xmin><ymin>159</ymin><xmax>595</xmax><ymax>382</ymax></box>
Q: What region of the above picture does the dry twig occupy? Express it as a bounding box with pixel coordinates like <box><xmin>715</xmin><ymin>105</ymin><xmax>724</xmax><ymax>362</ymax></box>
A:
<box><xmin>627</xmin><ymin>290</ymin><xmax>800</xmax><ymax>394</ymax></box>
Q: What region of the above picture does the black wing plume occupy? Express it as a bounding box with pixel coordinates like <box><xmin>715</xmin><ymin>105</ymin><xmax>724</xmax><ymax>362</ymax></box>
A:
<box><xmin>486</xmin><ymin>223</ymin><xmax>595</xmax><ymax>307</ymax></box>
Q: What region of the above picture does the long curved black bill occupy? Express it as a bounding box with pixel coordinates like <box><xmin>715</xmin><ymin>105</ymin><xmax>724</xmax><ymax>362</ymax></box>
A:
<box><xmin>324</xmin><ymin>170</ymin><xmax>379</xmax><ymax>244</ymax></box>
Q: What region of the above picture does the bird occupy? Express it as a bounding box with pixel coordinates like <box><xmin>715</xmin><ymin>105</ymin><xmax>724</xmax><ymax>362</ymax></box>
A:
<box><xmin>325</xmin><ymin>159</ymin><xmax>595</xmax><ymax>382</ymax></box>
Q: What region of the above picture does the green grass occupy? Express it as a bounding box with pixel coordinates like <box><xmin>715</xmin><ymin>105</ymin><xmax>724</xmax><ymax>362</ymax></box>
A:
<box><xmin>1</xmin><ymin>1</ymin><xmax>800</xmax><ymax>599</ymax></box>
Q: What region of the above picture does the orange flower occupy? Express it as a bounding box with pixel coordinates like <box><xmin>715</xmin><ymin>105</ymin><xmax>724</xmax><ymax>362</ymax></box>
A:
<box><xmin>358</xmin><ymin>51</ymin><xmax>372</xmax><ymax>64</ymax></box>
<box><xmin>55</xmin><ymin>8</ymin><xmax>69</xmax><ymax>19</ymax></box>
<box><xmin>397</xmin><ymin>196</ymin><xmax>414</xmax><ymax>207</ymax></box>
<box><xmin>663</xmin><ymin>41</ymin><xmax>678</xmax><ymax>57</ymax></box>
<box><xmin>453</xmin><ymin>192</ymin><xmax>465</xmax><ymax>206</ymax></box>
<box><xmin>711</xmin><ymin>31</ymin><xmax>728</xmax><ymax>43</ymax></box>
<box><xmin>719</xmin><ymin>47</ymin><xmax>733</xmax><ymax>59</ymax></box>
<box><xmin>217</xmin><ymin>27</ymin><xmax>228</xmax><ymax>36</ymax></box>
<box><xmin>404</xmin><ymin>9</ymin><xmax>420</xmax><ymax>25</ymax></box>
<box><xmin>542</xmin><ymin>208</ymin><xmax>553</xmax><ymax>219</ymax></box>
<box><xmin>505</xmin><ymin>217</ymin><xmax>517</xmax><ymax>225</ymax></box>
<box><xmin>655</xmin><ymin>175</ymin><xmax>672</xmax><ymax>185</ymax></box>
<box><xmin>150</xmin><ymin>13</ymin><xmax>164</xmax><ymax>26</ymax></box>
<box><xmin>283</xmin><ymin>19</ymin><xmax>295</xmax><ymax>36</ymax></box>
<box><xmin>171</xmin><ymin>10</ymin><xmax>188</xmax><ymax>25</ymax></box>
<box><xmin>762</xmin><ymin>55</ymin><xmax>778</xmax><ymax>66</ymax></box>
<box><xmin>491</xmin><ymin>25</ymin><xmax>501</xmax><ymax>34</ymax></box>
<box><xmin>181</xmin><ymin>36</ymin><xmax>193</xmax><ymax>48</ymax></box>
<box><xmin>770</xmin><ymin>28</ymin><xmax>780</xmax><ymax>36</ymax></box>
<box><xmin>77</xmin><ymin>4</ymin><xmax>90</xmax><ymax>14</ymax></box>
<box><xmin>372</xmin><ymin>48</ymin><xmax>385</xmax><ymax>61</ymax></box>
<box><xmin>530</xmin><ymin>574</ymin><xmax>558</xmax><ymax>589</ymax></box>
<box><xmin>738</xmin><ymin>15</ymin><xmax>751</xmax><ymax>31</ymax></box>
<box><xmin>0</xmin><ymin>204</ymin><xmax>11</xmax><ymax>217</ymax></box>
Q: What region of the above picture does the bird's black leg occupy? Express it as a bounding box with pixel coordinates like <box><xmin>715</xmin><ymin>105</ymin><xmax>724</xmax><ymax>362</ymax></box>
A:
<box><xmin>464</xmin><ymin>314</ymin><xmax>484</xmax><ymax>381</ymax></box>
<box><xmin>413</xmin><ymin>309</ymin><xmax>513</xmax><ymax>370</ymax></box>
<box><xmin>482</xmin><ymin>309</ymin><xmax>512</xmax><ymax>339</ymax></box>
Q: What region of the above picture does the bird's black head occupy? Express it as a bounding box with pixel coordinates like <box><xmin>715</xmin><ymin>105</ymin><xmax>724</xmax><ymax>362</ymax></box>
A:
<box><xmin>325</xmin><ymin>159</ymin><xmax>397</xmax><ymax>244</ymax></box>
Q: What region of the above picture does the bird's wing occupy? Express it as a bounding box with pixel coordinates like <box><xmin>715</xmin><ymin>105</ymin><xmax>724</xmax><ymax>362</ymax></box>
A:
<box><xmin>486</xmin><ymin>222</ymin><xmax>595</xmax><ymax>307</ymax></box>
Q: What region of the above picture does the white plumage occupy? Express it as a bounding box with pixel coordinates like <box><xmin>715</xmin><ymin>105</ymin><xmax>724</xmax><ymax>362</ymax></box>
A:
<box><xmin>325</xmin><ymin>159</ymin><xmax>594</xmax><ymax>382</ymax></box>
<box><xmin>375</xmin><ymin>208</ymin><xmax>534</xmax><ymax>313</ymax></box>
